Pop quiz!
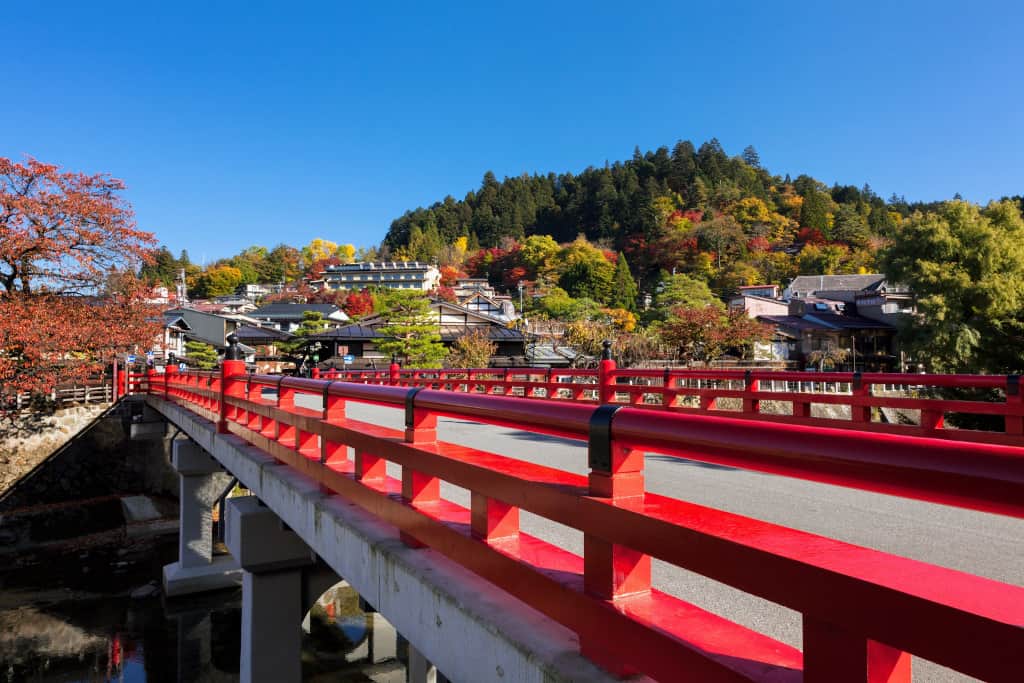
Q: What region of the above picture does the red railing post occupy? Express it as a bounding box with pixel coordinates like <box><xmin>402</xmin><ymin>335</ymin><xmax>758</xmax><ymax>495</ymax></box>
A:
<box><xmin>120</xmin><ymin>363</ymin><xmax>129</xmax><ymax>397</ymax></box>
<box><xmin>1006</xmin><ymin>375</ymin><xmax>1022</xmax><ymax>436</ymax></box>
<box><xmin>803</xmin><ymin>615</ymin><xmax>911</xmax><ymax>682</ymax></box>
<box><xmin>112</xmin><ymin>360</ymin><xmax>120</xmax><ymax>402</ymax></box>
<box><xmin>582</xmin><ymin>404</ymin><xmax>650</xmax><ymax>675</ymax></box>
<box><xmin>164</xmin><ymin>357</ymin><xmax>178</xmax><ymax>401</ymax></box>
<box><xmin>851</xmin><ymin>372</ymin><xmax>871</xmax><ymax>423</ymax></box>
<box><xmin>401</xmin><ymin>388</ymin><xmax>439</xmax><ymax>547</ymax></box>
<box><xmin>598</xmin><ymin>340</ymin><xmax>617</xmax><ymax>404</ymax></box>
<box><xmin>389</xmin><ymin>357</ymin><xmax>400</xmax><ymax>386</ymax></box>
<box><xmin>743</xmin><ymin>369</ymin><xmax>761</xmax><ymax>414</ymax></box>
<box><xmin>218</xmin><ymin>334</ymin><xmax>246</xmax><ymax>434</ymax></box>
<box><xmin>321</xmin><ymin>382</ymin><xmax>348</xmax><ymax>467</ymax></box>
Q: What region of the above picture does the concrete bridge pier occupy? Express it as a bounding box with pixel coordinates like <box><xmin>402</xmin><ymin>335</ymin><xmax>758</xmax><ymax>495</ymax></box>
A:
<box><xmin>226</xmin><ymin>495</ymin><xmax>318</xmax><ymax>683</ymax></box>
<box><xmin>404</xmin><ymin>639</ymin><xmax>448</xmax><ymax>683</ymax></box>
<box><xmin>163</xmin><ymin>439</ymin><xmax>242</xmax><ymax>597</ymax></box>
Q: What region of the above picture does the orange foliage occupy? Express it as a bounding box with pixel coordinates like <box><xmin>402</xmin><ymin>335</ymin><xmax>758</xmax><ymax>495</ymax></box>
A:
<box><xmin>0</xmin><ymin>277</ymin><xmax>162</xmax><ymax>401</ymax></box>
<box><xmin>0</xmin><ymin>156</ymin><xmax>154</xmax><ymax>294</ymax></box>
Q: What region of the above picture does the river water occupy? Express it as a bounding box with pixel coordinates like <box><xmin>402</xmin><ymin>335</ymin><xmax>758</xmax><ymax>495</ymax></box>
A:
<box><xmin>0</xmin><ymin>536</ymin><xmax>404</xmax><ymax>682</ymax></box>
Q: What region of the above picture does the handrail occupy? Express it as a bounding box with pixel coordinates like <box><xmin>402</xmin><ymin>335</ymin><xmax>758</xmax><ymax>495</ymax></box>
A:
<box><xmin>316</xmin><ymin>364</ymin><xmax>1024</xmax><ymax>446</ymax></box>
<box><xmin>145</xmin><ymin>366</ymin><xmax>1024</xmax><ymax>681</ymax></box>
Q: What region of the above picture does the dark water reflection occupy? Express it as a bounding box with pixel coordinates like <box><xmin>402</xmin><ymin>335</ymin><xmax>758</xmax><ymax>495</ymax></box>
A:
<box><xmin>0</xmin><ymin>537</ymin><xmax>403</xmax><ymax>682</ymax></box>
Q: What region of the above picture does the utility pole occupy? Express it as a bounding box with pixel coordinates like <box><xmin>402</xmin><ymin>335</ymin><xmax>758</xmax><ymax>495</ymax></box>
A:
<box><xmin>176</xmin><ymin>268</ymin><xmax>189</xmax><ymax>307</ymax></box>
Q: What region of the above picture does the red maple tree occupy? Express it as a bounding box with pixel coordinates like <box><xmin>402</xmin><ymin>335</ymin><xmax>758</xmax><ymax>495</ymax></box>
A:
<box><xmin>1</xmin><ymin>157</ymin><xmax>160</xmax><ymax>404</ymax></box>
<box><xmin>341</xmin><ymin>288</ymin><xmax>374</xmax><ymax>318</ymax></box>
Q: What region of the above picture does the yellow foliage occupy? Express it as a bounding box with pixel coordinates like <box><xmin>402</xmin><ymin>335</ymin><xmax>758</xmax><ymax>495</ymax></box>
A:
<box><xmin>302</xmin><ymin>238</ymin><xmax>339</xmax><ymax>264</ymax></box>
<box><xmin>335</xmin><ymin>243</ymin><xmax>356</xmax><ymax>262</ymax></box>
<box><xmin>603</xmin><ymin>307</ymin><xmax>637</xmax><ymax>332</ymax></box>
<box><xmin>732</xmin><ymin>197</ymin><xmax>771</xmax><ymax>227</ymax></box>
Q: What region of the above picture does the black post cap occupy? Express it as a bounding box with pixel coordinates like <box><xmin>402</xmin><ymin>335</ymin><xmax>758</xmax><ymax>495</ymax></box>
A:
<box><xmin>225</xmin><ymin>333</ymin><xmax>242</xmax><ymax>360</ymax></box>
<box><xmin>601</xmin><ymin>339</ymin><xmax>613</xmax><ymax>360</ymax></box>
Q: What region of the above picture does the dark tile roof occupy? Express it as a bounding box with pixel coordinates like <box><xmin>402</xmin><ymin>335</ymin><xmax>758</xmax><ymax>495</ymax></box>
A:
<box><xmin>805</xmin><ymin>313</ymin><xmax>894</xmax><ymax>330</ymax></box>
<box><xmin>438</xmin><ymin>325</ymin><xmax>525</xmax><ymax>341</ymax></box>
<box><xmin>758</xmin><ymin>315</ymin><xmax>832</xmax><ymax>331</ymax></box>
<box><xmin>307</xmin><ymin>324</ymin><xmax>379</xmax><ymax>340</ymax></box>
<box><xmin>251</xmin><ymin>303</ymin><xmax>344</xmax><ymax>319</ymax></box>
<box><xmin>788</xmin><ymin>274</ymin><xmax>886</xmax><ymax>294</ymax></box>
<box><xmin>233</xmin><ymin>325</ymin><xmax>293</xmax><ymax>341</ymax></box>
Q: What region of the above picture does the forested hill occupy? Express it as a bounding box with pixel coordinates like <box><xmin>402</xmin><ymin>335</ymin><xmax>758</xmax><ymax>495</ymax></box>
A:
<box><xmin>382</xmin><ymin>138</ymin><xmax>985</xmax><ymax>287</ymax></box>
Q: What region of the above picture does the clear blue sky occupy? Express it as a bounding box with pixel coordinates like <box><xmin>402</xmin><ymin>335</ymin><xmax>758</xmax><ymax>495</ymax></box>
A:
<box><xmin>3</xmin><ymin>1</ymin><xmax>1022</xmax><ymax>261</ymax></box>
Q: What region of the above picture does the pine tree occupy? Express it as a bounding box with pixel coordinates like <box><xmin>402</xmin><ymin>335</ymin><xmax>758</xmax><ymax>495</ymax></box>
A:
<box><xmin>742</xmin><ymin>145</ymin><xmax>761</xmax><ymax>168</ymax></box>
<box><xmin>609</xmin><ymin>252</ymin><xmax>639</xmax><ymax>312</ymax></box>
<box><xmin>375</xmin><ymin>291</ymin><xmax>447</xmax><ymax>368</ymax></box>
<box><xmin>185</xmin><ymin>340</ymin><xmax>219</xmax><ymax>369</ymax></box>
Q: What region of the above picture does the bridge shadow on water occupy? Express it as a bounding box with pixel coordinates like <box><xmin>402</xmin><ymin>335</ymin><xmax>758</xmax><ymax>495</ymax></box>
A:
<box><xmin>0</xmin><ymin>534</ymin><xmax>415</xmax><ymax>681</ymax></box>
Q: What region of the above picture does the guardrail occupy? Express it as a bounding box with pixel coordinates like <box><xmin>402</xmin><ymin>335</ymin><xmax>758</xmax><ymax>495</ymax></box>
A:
<box><xmin>145</xmin><ymin>359</ymin><xmax>1024</xmax><ymax>682</ymax></box>
<box><xmin>318</xmin><ymin>362</ymin><xmax>1024</xmax><ymax>446</ymax></box>
<box><xmin>3</xmin><ymin>383</ymin><xmax>114</xmax><ymax>410</ymax></box>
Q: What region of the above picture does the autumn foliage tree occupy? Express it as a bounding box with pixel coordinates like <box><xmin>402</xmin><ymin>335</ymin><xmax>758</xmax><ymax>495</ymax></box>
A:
<box><xmin>0</xmin><ymin>156</ymin><xmax>159</xmax><ymax>407</ymax></box>
<box><xmin>445</xmin><ymin>328</ymin><xmax>496</xmax><ymax>368</ymax></box>
<box><xmin>658</xmin><ymin>306</ymin><xmax>771</xmax><ymax>365</ymax></box>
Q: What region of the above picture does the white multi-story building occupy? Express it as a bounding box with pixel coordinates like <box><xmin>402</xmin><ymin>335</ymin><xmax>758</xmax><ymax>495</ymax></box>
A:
<box><xmin>320</xmin><ymin>261</ymin><xmax>441</xmax><ymax>291</ymax></box>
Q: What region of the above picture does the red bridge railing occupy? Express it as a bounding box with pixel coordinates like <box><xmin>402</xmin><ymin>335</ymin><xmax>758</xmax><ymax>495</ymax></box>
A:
<box><xmin>319</xmin><ymin>363</ymin><xmax>1024</xmax><ymax>446</ymax></box>
<box><xmin>143</xmin><ymin>361</ymin><xmax>1024</xmax><ymax>682</ymax></box>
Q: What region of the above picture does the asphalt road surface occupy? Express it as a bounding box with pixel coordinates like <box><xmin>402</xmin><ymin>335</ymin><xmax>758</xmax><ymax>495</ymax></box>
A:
<box><xmin>288</xmin><ymin>393</ymin><xmax>1022</xmax><ymax>682</ymax></box>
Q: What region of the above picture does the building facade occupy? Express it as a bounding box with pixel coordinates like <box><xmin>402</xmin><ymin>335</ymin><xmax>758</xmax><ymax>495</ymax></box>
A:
<box><xmin>319</xmin><ymin>262</ymin><xmax>441</xmax><ymax>291</ymax></box>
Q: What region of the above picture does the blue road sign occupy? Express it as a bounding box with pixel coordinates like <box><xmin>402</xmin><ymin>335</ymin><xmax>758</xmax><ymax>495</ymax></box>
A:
<box><xmin>342</xmin><ymin>354</ymin><xmax>355</xmax><ymax>364</ymax></box>
<box><xmin>126</xmin><ymin>354</ymin><xmax>136</xmax><ymax>364</ymax></box>
<box><xmin>179</xmin><ymin>363</ymin><xmax>187</xmax><ymax>372</ymax></box>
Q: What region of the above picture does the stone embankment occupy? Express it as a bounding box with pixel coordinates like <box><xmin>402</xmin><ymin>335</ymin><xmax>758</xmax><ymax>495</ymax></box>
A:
<box><xmin>0</xmin><ymin>404</ymin><xmax>111</xmax><ymax>494</ymax></box>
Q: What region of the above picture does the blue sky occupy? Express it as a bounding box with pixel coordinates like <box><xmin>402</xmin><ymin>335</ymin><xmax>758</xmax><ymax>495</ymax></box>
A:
<box><xmin>3</xmin><ymin>1</ymin><xmax>1022</xmax><ymax>261</ymax></box>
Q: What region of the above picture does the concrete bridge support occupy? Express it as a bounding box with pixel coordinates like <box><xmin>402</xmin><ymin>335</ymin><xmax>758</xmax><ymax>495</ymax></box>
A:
<box><xmin>226</xmin><ymin>495</ymin><xmax>317</xmax><ymax>683</ymax></box>
<box><xmin>163</xmin><ymin>439</ymin><xmax>242</xmax><ymax>597</ymax></box>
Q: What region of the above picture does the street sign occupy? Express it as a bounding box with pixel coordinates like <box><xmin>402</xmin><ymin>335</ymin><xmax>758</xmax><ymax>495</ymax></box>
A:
<box><xmin>342</xmin><ymin>354</ymin><xmax>354</xmax><ymax>365</ymax></box>
<box><xmin>146</xmin><ymin>351</ymin><xmax>154</xmax><ymax>359</ymax></box>
<box><xmin>179</xmin><ymin>363</ymin><xmax>187</xmax><ymax>372</ymax></box>
<box><xmin>126</xmin><ymin>354</ymin><xmax>136</xmax><ymax>364</ymax></box>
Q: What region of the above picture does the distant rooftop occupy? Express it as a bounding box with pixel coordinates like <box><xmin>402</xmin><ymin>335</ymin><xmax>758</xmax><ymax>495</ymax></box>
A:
<box><xmin>788</xmin><ymin>274</ymin><xmax>886</xmax><ymax>294</ymax></box>
<box><xmin>251</xmin><ymin>302</ymin><xmax>347</xmax><ymax>320</ymax></box>
<box><xmin>323</xmin><ymin>261</ymin><xmax>436</xmax><ymax>272</ymax></box>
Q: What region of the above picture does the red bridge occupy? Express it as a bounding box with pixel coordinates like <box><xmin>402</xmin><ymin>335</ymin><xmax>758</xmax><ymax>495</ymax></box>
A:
<box><xmin>124</xmin><ymin>345</ymin><xmax>1023</xmax><ymax>682</ymax></box>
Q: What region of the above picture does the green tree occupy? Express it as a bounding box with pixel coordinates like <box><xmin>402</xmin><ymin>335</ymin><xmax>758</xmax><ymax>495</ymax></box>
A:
<box><xmin>608</xmin><ymin>252</ymin><xmax>639</xmax><ymax>312</ymax></box>
<box><xmin>800</xmin><ymin>189</ymin><xmax>834</xmax><ymax>235</ymax></box>
<box><xmin>881</xmin><ymin>200</ymin><xmax>1024</xmax><ymax>373</ymax></box>
<box><xmin>280</xmin><ymin>311</ymin><xmax>329</xmax><ymax>358</ymax></box>
<box><xmin>519</xmin><ymin>234</ymin><xmax>560</xmax><ymax>273</ymax></box>
<box><xmin>556</xmin><ymin>240</ymin><xmax>615</xmax><ymax>303</ymax></box>
<box><xmin>140</xmin><ymin>246</ymin><xmax>178</xmax><ymax>286</ymax></box>
<box><xmin>797</xmin><ymin>243</ymin><xmax>848</xmax><ymax>275</ymax></box>
<box><xmin>741</xmin><ymin>145</ymin><xmax>761</xmax><ymax>168</ymax></box>
<box><xmin>655</xmin><ymin>273</ymin><xmax>723</xmax><ymax>312</ymax></box>
<box><xmin>832</xmin><ymin>204</ymin><xmax>871</xmax><ymax>247</ymax></box>
<box><xmin>375</xmin><ymin>290</ymin><xmax>447</xmax><ymax>367</ymax></box>
<box><xmin>185</xmin><ymin>340</ymin><xmax>219</xmax><ymax>370</ymax></box>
